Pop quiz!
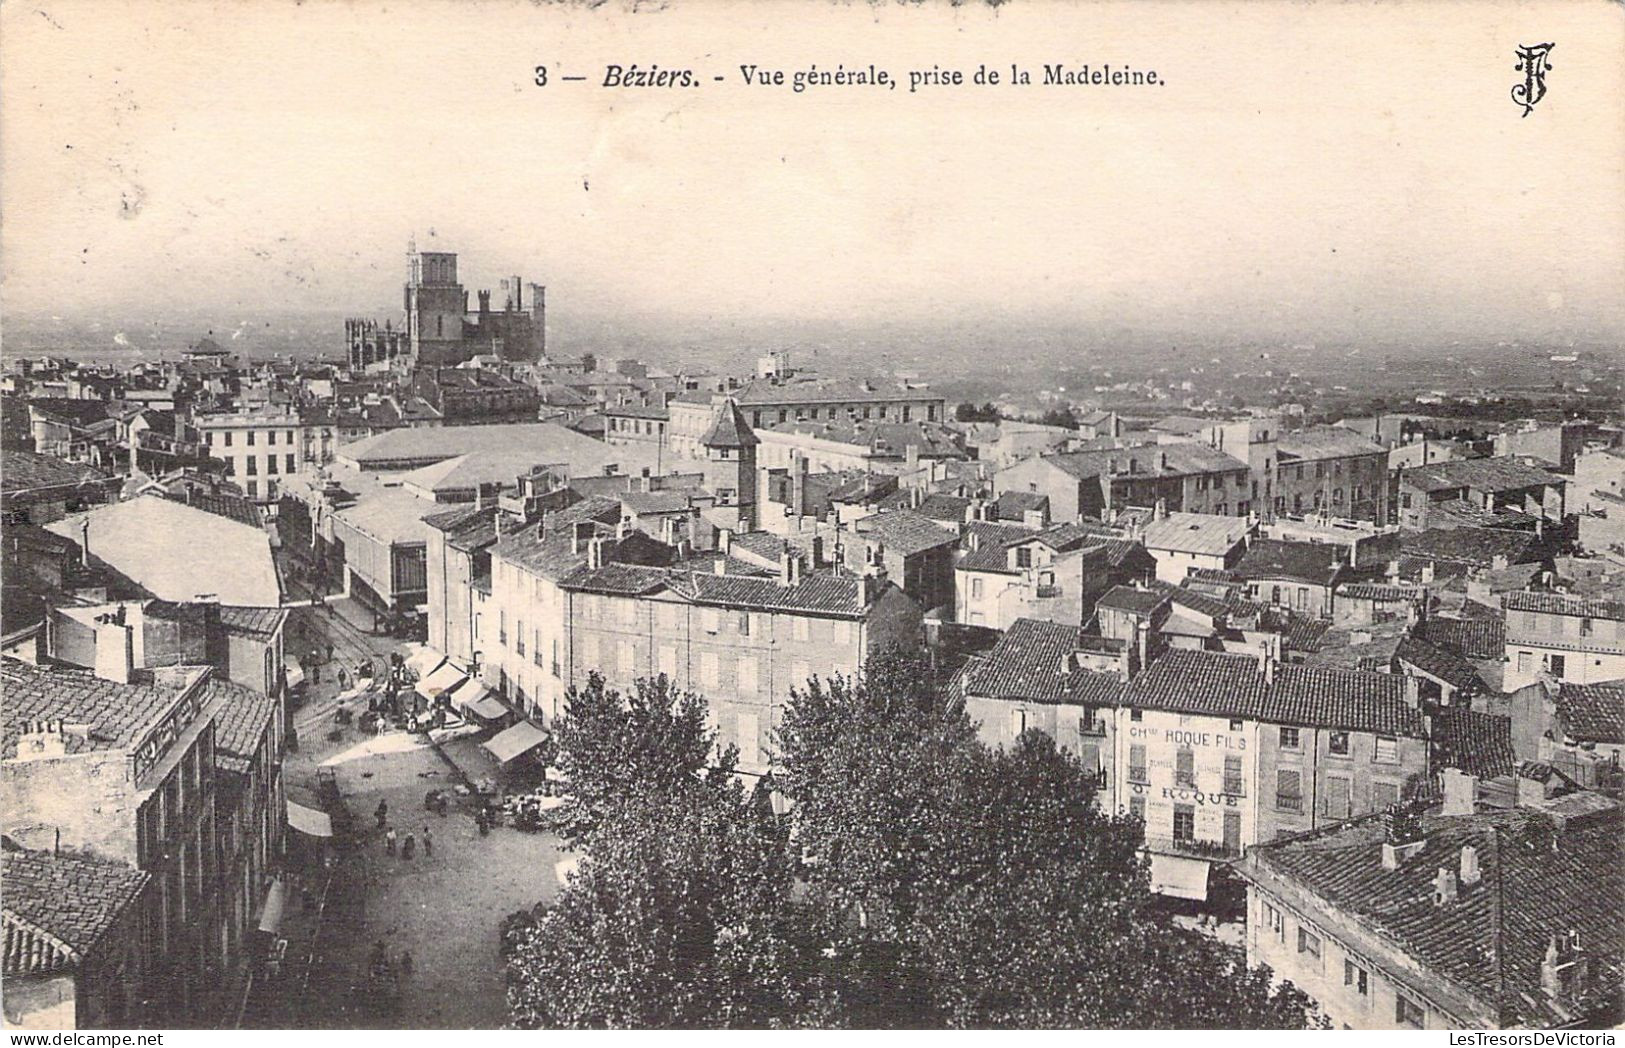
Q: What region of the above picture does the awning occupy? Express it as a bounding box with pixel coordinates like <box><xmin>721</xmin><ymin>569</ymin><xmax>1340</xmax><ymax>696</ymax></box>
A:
<box><xmin>415</xmin><ymin>661</ymin><xmax>466</xmax><ymax>701</ymax></box>
<box><xmin>257</xmin><ymin>879</ymin><xmax>287</xmax><ymax>933</ymax></box>
<box><xmin>287</xmin><ymin>800</ymin><xmax>334</xmax><ymax>838</ymax></box>
<box><xmin>1147</xmin><ymin>853</ymin><xmax>1211</xmax><ymax>901</ymax></box>
<box><xmin>450</xmin><ymin>679</ymin><xmax>507</xmax><ymax>721</ymax></box>
<box><xmin>405</xmin><ymin>646</ymin><xmax>446</xmax><ymax>679</ymax></box>
<box><xmin>284</xmin><ymin>663</ymin><xmax>306</xmax><ymax>690</ymax></box>
<box><xmin>483</xmin><ymin>720</ymin><xmax>550</xmax><ymax>764</ymax></box>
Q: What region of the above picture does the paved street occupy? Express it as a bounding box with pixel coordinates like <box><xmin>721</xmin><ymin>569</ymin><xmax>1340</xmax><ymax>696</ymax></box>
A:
<box><xmin>275</xmin><ymin>600</ymin><xmax>568</xmax><ymax>1029</ymax></box>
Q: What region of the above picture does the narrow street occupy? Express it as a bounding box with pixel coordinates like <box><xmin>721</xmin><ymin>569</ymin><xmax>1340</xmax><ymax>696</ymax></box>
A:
<box><xmin>255</xmin><ymin>596</ymin><xmax>568</xmax><ymax>1029</ymax></box>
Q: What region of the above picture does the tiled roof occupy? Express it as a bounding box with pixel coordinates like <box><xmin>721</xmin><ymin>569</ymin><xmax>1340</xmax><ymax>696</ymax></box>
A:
<box><xmin>1431</xmin><ymin>706</ymin><xmax>1517</xmax><ymax>778</ymax></box>
<box><xmin>337</xmin><ymin>422</ymin><xmax>654</xmax><ymax>474</ymax></box>
<box><xmin>421</xmin><ymin>503</ymin><xmax>503</xmax><ymax>551</ymax></box>
<box><xmin>1337</xmin><ymin>582</ymin><xmax>1423</xmax><ymax>603</ymax></box>
<box><xmin>733</xmin><ymin>377</ymin><xmax>940</xmax><ymax>406</ymax></box>
<box><xmin>1395</xmin><ymin>636</ymin><xmax>1485</xmax><ymax>692</ymax></box>
<box><xmin>1403</xmin><ymin>527</ymin><xmax>1538</xmax><ymax>567</ymax></box>
<box><xmin>1123</xmin><ymin>649</ymin><xmax>1425</xmax><ymax>735</ymax></box>
<box><xmin>700</xmin><ymin>401</ymin><xmax>759</xmax><ymax>449</ymax></box>
<box><xmin>2</xmin><ymin>850</ymin><xmax>149</xmax><ymax>977</ymax></box>
<box><xmin>562</xmin><ymin>563</ymin><xmax>670</xmax><ymax>597</ymax></box>
<box><xmin>1269</xmin><ymin>663</ymin><xmax>1425</xmax><ymax>736</ymax></box>
<box><xmin>1</xmin><ymin>450</ymin><xmax>111</xmax><ymax>492</ymax></box>
<box><xmin>1236</xmin><ymin>538</ymin><xmax>1346</xmax><ymax>586</ymax></box>
<box><xmin>1415</xmin><ymin>617</ymin><xmax>1506</xmax><ymax>660</ymax></box>
<box><xmin>914</xmin><ymin>493</ymin><xmax>971</xmax><ymax>523</ymax></box>
<box><xmin>218</xmin><ymin>605</ymin><xmax>287</xmax><ymax>638</ymax></box>
<box><xmin>1041</xmin><ymin>444</ymin><xmax>1247</xmax><ymax>482</ymax></box>
<box><xmin>1097</xmin><ymin>585</ymin><xmax>1170</xmax><ymax>616</ymax></box>
<box><xmin>1401</xmin><ymin>455</ymin><xmax>1566</xmax><ymax>494</ymax></box>
<box><xmin>602</xmin><ymin>403</ymin><xmax>670</xmax><ymax>420</ymax></box>
<box><xmin>19</xmin><ymin>399</ymin><xmax>113</xmax><ymax>427</ymax></box>
<box><xmin>1246</xmin><ymin>808</ymin><xmax>1624</xmax><ymax>1028</ymax></box>
<box><xmin>1555</xmin><ymin>680</ymin><xmax>1625</xmax><ymax>744</ymax></box>
<box><xmin>0</xmin><ymin>659</ymin><xmax>197</xmax><ymax>760</ymax></box>
<box><xmin>1503</xmin><ymin>591</ymin><xmax>1625</xmax><ymax>622</ymax></box>
<box><xmin>167</xmin><ymin>491</ymin><xmax>262</xmax><ymax>528</ymax></box>
<box><xmin>855</xmin><ymin>510</ymin><xmax>958</xmax><ymax>556</ymax></box>
<box><xmin>994</xmin><ymin>491</ymin><xmax>1049</xmax><ymax>519</ymax></box>
<box><xmin>666</xmin><ymin>570</ymin><xmax>871</xmax><ymax>617</ymax></box>
<box><xmin>1276</xmin><ymin>425</ymin><xmax>1383</xmax><ymax>461</ymax></box>
<box><xmin>203</xmin><ymin>677</ymin><xmax>277</xmax><ymax>772</ymax></box>
<box><xmin>956</xmin><ymin>521</ymin><xmax>1034</xmax><ymax>574</ymax></box>
<box><xmin>962</xmin><ymin>618</ymin><xmax>1123</xmax><ymax>707</ymax></box>
<box><xmin>1140</xmin><ymin>512</ymin><xmax>1252</xmax><ymax>557</ymax></box>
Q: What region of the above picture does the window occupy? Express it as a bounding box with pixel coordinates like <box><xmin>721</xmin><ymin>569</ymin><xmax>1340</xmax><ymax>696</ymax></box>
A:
<box><xmin>1517</xmin><ymin>651</ymin><xmax>1531</xmax><ymax>672</ymax></box>
<box><xmin>1264</xmin><ymin>901</ymin><xmax>1286</xmax><ymax>942</ymax></box>
<box><xmin>1328</xmin><ymin>731</ymin><xmax>1351</xmax><ymax>756</ymax></box>
<box><xmin>247</xmin><ymin>430</ymin><xmax>255</xmax><ymax>446</ymax></box>
<box><xmin>1223</xmin><ymin>810</ymin><xmax>1241</xmax><ymax>853</ymax></box>
<box><xmin>267</xmin><ymin>455</ymin><xmax>279</xmax><ymax>474</ymax></box>
<box><xmin>287</xmin><ymin>429</ymin><xmax>295</xmax><ymax>442</ymax></box>
<box><xmin>1373</xmin><ymin>781</ymin><xmax>1400</xmax><ymax>810</ymax></box>
<box><xmin>1580</xmin><ymin>617</ymin><xmax>1594</xmax><ymax>637</ymax></box>
<box><xmin>737</xmin><ymin>656</ymin><xmax>758</xmax><ymax>695</ymax></box>
<box><xmin>1279</xmin><ymin>726</ymin><xmax>1300</xmax><ymax>749</ymax></box>
<box><xmin>246</xmin><ymin>480</ymin><xmax>258</xmax><ymax>498</ymax></box>
<box><xmin>515</xmin><ymin>620</ymin><xmax>526</xmax><ymax>656</ymax></box>
<box><xmin>1374</xmin><ymin>736</ymin><xmax>1399</xmax><ymax>763</ymax></box>
<box><xmin>1276</xmin><ymin>769</ymin><xmax>1303</xmax><ymax>812</ymax></box>
<box><xmin>246</xmin><ymin>456</ymin><xmax>258</xmax><ymax>475</ymax></box>
<box><xmin>1344</xmin><ymin>959</ymin><xmax>1369</xmax><ymax>996</ymax></box>
<box><xmin>970</xmin><ymin>578</ymin><xmax>984</xmax><ymax>599</ymax></box>
<box><xmin>267</xmin><ymin>430</ymin><xmax>276</xmax><ymax>445</ymax></box>
<box><xmin>1015</xmin><ymin>546</ymin><xmax>1032</xmax><ymax>568</ymax></box>
<box><xmin>1229</xmin><ymin>718</ymin><xmax>1243</xmax><ymax>731</ymax></box>
<box><xmin>1129</xmin><ymin>744</ymin><xmax>1148</xmax><ymax>783</ymax></box>
<box><xmin>1011</xmin><ymin>708</ymin><xmax>1028</xmax><ymax>736</ymax></box>
<box><xmin>1325</xmin><ymin>776</ymin><xmax>1351</xmax><ymax>820</ymax></box>
<box><xmin>1129</xmin><ymin>794</ymin><xmax>1145</xmax><ymax>821</ymax></box>
<box><xmin>1549</xmin><ymin>654</ymin><xmax>1567</xmax><ymax>677</ymax></box>
<box><xmin>1130</xmin><ymin>708</ymin><xmax>1143</xmax><ymax>722</ymax></box>
<box><xmin>1297</xmin><ymin>927</ymin><xmax>1321</xmax><ymax>963</ymax></box>
<box><xmin>285</xmin><ymin>453</ymin><xmax>296</xmax><ymax>473</ymax></box>
<box><xmin>1173</xmin><ymin>804</ymin><xmax>1196</xmax><ymax>842</ymax></box>
<box><xmin>1223</xmin><ymin>754</ymin><xmax>1244</xmax><ymax>796</ymax></box>
<box><xmin>1175</xmin><ymin>747</ymin><xmax>1195</xmax><ymax>787</ymax></box>
<box><xmin>1395</xmin><ymin>993</ymin><xmax>1425</xmax><ymax>1028</ymax></box>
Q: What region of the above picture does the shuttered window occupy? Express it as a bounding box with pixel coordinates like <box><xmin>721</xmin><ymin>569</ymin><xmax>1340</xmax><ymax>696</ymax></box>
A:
<box><xmin>1276</xmin><ymin>769</ymin><xmax>1303</xmax><ymax>811</ymax></box>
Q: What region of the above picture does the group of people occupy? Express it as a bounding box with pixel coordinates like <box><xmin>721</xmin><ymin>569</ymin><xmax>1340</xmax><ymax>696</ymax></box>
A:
<box><xmin>375</xmin><ymin>800</ymin><xmax>434</xmax><ymax>861</ymax></box>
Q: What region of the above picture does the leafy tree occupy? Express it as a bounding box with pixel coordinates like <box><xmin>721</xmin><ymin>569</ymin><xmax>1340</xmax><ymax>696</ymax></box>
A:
<box><xmin>954</xmin><ymin>401</ymin><xmax>1002</xmax><ymax>423</ymax></box>
<box><xmin>505</xmin><ymin>774</ymin><xmax>813</xmax><ymax>1028</ymax></box>
<box><xmin>550</xmin><ymin>672</ymin><xmax>732</xmax><ymax>843</ymax></box>
<box><xmin>1038</xmin><ymin>405</ymin><xmax>1079</xmax><ymax>430</ymax></box>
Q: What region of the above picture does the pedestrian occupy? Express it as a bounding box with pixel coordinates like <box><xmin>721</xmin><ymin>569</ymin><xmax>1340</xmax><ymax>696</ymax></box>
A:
<box><xmin>474</xmin><ymin>808</ymin><xmax>488</xmax><ymax>836</ymax></box>
<box><xmin>399</xmin><ymin>951</ymin><xmax>413</xmax><ymax>978</ymax></box>
<box><xmin>402</xmin><ymin>833</ymin><xmax>415</xmax><ymax>860</ymax></box>
<box><xmin>385</xmin><ymin>827</ymin><xmax>397</xmax><ymax>854</ymax></box>
<box><xmin>422</xmin><ymin>826</ymin><xmax>432</xmax><ymax>857</ymax></box>
<box><xmin>326</xmin><ymin>642</ymin><xmax>335</xmax><ymax>663</ymax></box>
<box><xmin>375</xmin><ymin>799</ymin><xmax>388</xmax><ymax>829</ymax></box>
<box><xmin>338</xmin><ymin>668</ymin><xmax>349</xmax><ymax>691</ymax></box>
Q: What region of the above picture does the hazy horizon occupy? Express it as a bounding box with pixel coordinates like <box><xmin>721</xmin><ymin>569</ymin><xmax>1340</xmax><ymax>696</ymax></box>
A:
<box><xmin>3</xmin><ymin>0</ymin><xmax>1623</xmax><ymax>346</ymax></box>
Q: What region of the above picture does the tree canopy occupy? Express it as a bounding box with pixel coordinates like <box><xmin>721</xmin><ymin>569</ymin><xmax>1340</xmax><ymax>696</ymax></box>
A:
<box><xmin>505</xmin><ymin>650</ymin><xmax>1321</xmax><ymax>1029</ymax></box>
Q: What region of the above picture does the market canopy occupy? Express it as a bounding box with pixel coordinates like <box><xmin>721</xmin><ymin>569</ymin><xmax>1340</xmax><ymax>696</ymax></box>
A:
<box><xmin>1147</xmin><ymin>852</ymin><xmax>1211</xmax><ymax>901</ymax></box>
<box><xmin>415</xmin><ymin>660</ymin><xmax>466</xmax><ymax>701</ymax></box>
<box><xmin>449</xmin><ymin>678</ymin><xmax>507</xmax><ymax>721</ymax></box>
<box><xmin>484</xmin><ymin>720</ymin><xmax>550</xmax><ymax>765</ymax></box>
<box><xmin>405</xmin><ymin>646</ymin><xmax>446</xmax><ymax>679</ymax></box>
<box><xmin>287</xmin><ymin>801</ymin><xmax>333</xmax><ymax>838</ymax></box>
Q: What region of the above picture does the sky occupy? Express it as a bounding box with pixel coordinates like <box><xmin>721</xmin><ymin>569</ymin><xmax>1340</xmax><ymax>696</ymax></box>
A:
<box><xmin>2</xmin><ymin>0</ymin><xmax>1622</xmax><ymax>343</ymax></box>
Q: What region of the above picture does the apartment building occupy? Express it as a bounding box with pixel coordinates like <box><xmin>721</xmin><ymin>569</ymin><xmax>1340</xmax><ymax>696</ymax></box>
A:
<box><xmin>1501</xmin><ymin>591</ymin><xmax>1625</xmax><ymax>690</ymax></box>
<box><xmin>954</xmin><ymin>524</ymin><xmax>1150</xmax><ymax>630</ymax></box>
<box><xmin>1397</xmin><ymin>456</ymin><xmax>1566</xmax><ymax>532</ymax></box>
<box><xmin>2</xmin><ymin>661</ymin><xmax>225</xmax><ymax>1024</ymax></box>
<box><xmin>995</xmin><ymin>445</ymin><xmax>1252</xmax><ymax>523</ymax></box>
<box><xmin>1240</xmin><ymin>804</ymin><xmax>1622</xmax><ymax>1029</ymax></box>
<box><xmin>195</xmin><ymin>411</ymin><xmax>306</xmax><ymax>506</ymax></box>
<box><xmin>485</xmin><ymin>521</ymin><xmax>922</xmax><ymax>775</ymax></box>
<box><xmin>1273</xmin><ymin>426</ymin><xmax>1389</xmax><ymax>524</ymax></box>
<box><xmin>666</xmin><ymin>379</ymin><xmax>945</xmax><ymax>462</ymax></box>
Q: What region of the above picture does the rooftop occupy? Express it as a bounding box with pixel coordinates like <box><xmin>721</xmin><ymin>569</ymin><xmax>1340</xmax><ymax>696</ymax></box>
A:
<box><xmin>854</xmin><ymin>509</ymin><xmax>959</xmax><ymax>556</ymax></box>
<box><xmin>1</xmin><ymin>658</ymin><xmax>204</xmax><ymax>761</ymax></box>
<box><xmin>1</xmin><ymin>451</ymin><xmax>112</xmax><ymax>493</ymax></box>
<box><xmin>337</xmin><ymin>422</ymin><xmax>655</xmax><ymax>475</ymax></box>
<box><xmin>1503</xmin><ymin>590</ymin><xmax>1625</xmax><ymax>622</ymax></box>
<box><xmin>1402</xmin><ymin>527</ymin><xmax>1538</xmax><ymax>568</ymax></box>
<box><xmin>1555</xmin><ymin>679</ymin><xmax>1625</xmax><ymax>744</ymax></box>
<box><xmin>1401</xmin><ymin>455</ymin><xmax>1566</xmax><ymax>494</ymax></box>
<box><xmin>1430</xmin><ymin>706</ymin><xmax>1517</xmax><ymax>779</ymax></box>
<box><xmin>2</xmin><ymin>849</ymin><xmax>150</xmax><ymax>978</ymax></box>
<box><xmin>1140</xmin><ymin>511</ymin><xmax>1252</xmax><ymax>557</ymax></box>
<box><xmin>1276</xmin><ymin>425</ymin><xmax>1383</xmax><ymax>461</ymax></box>
<box><xmin>204</xmin><ymin>676</ymin><xmax>278</xmax><ymax>774</ymax></box>
<box><xmin>1236</xmin><ymin>538</ymin><xmax>1346</xmax><ymax>586</ymax></box>
<box><xmin>1245</xmin><ymin>807</ymin><xmax>1624</xmax><ymax>1028</ymax></box>
<box><xmin>733</xmin><ymin>376</ymin><xmax>941</xmax><ymax>406</ymax></box>
<box><xmin>961</xmin><ymin>618</ymin><xmax>1124</xmax><ymax>707</ymax></box>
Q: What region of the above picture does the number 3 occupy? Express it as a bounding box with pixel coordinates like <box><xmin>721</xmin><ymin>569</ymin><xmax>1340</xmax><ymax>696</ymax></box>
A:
<box><xmin>534</xmin><ymin>65</ymin><xmax>548</xmax><ymax>87</ymax></box>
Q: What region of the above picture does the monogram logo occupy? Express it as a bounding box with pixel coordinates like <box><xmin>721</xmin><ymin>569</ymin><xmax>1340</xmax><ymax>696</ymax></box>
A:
<box><xmin>1512</xmin><ymin>43</ymin><xmax>1554</xmax><ymax>118</ymax></box>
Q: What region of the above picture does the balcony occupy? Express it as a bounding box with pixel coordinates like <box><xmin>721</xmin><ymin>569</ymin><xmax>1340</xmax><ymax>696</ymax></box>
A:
<box><xmin>1146</xmin><ymin>834</ymin><xmax>1241</xmax><ymax>861</ymax></box>
<box><xmin>1035</xmin><ymin>584</ymin><xmax>1063</xmax><ymax>599</ymax></box>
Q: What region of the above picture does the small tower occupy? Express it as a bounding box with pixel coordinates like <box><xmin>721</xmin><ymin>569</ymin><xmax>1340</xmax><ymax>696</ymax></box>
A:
<box><xmin>700</xmin><ymin>399</ymin><xmax>759</xmax><ymax>532</ymax></box>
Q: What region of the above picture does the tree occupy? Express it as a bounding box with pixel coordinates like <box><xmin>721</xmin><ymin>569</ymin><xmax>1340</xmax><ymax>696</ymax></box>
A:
<box><xmin>504</xmin><ymin>774</ymin><xmax>814</xmax><ymax>1028</ymax></box>
<box><xmin>1038</xmin><ymin>406</ymin><xmax>1079</xmax><ymax>430</ymax></box>
<box><xmin>550</xmin><ymin>672</ymin><xmax>733</xmax><ymax>843</ymax></box>
<box><xmin>954</xmin><ymin>401</ymin><xmax>1001</xmax><ymax>423</ymax></box>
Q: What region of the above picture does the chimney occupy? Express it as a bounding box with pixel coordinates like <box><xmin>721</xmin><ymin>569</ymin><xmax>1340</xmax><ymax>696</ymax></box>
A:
<box><xmin>1256</xmin><ymin>640</ymin><xmax>1275</xmax><ymax>684</ymax></box>
<box><xmin>1431</xmin><ymin>866</ymin><xmax>1459</xmax><ymax>906</ymax></box>
<box><xmin>1159</xmin><ymin>450</ymin><xmax>1168</xmax><ymax>471</ymax></box>
<box><xmin>779</xmin><ymin>549</ymin><xmax>795</xmax><ymax>587</ymax></box>
<box><xmin>1402</xmin><ymin>673</ymin><xmax>1421</xmax><ymax>707</ymax></box>
<box><xmin>906</xmin><ymin>443</ymin><xmax>920</xmax><ymax>468</ymax></box>
<box><xmin>1542</xmin><ymin>932</ymin><xmax>1587</xmax><ymax>1003</ymax></box>
<box><xmin>494</xmin><ymin>510</ymin><xmax>505</xmax><ymax>542</ymax></box>
<box><xmin>811</xmin><ymin>534</ymin><xmax>825</xmax><ymax>567</ymax></box>
<box><xmin>1380</xmin><ymin>807</ymin><xmax>1426</xmax><ymax>869</ymax></box>
<box><xmin>1441</xmin><ymin>767</ymin><xmax>1476</xmax><ymax>816</ymax></box>
<box><xmin>1459</xmin><ymin>844</ymin><xmax>1481</xmax><ymax>886</ymax></box>
<box><xmin>587</xmin><ymin>536</ymin><xmax>606</xmax><ymax>570</ymax></box>
<box><xmin>1154</xmin><ymin>498</ymin><xmax>1167</xmax><ymax>521</ymax></box>
<box><xmin>713</xmin><ymin>556</ymin><xmax>727</xmax><ymax>576</ymax></box>
<box><xmin>719</xmin><ymin>528</ymin><xmax>733</xmax><ymax>556</ymax></box>
<box><xmin>572</xmin><ymin>520</ymin><xmax>594</xmax><ymax>554</ymax></box>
